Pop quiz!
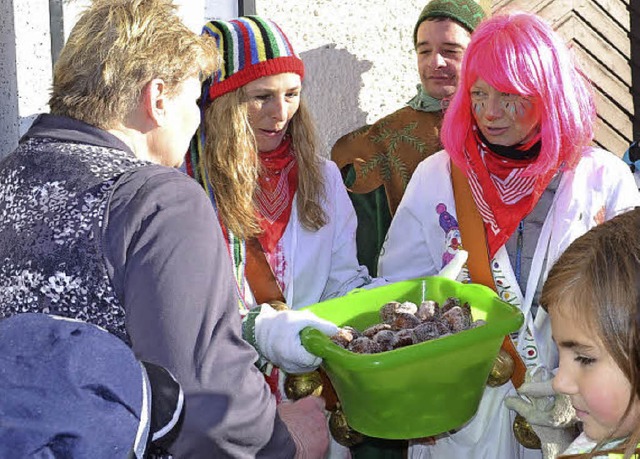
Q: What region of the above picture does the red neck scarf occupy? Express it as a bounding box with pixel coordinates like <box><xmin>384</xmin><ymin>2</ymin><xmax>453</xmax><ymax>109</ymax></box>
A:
<box><xmin>255</xmin><ymin>137</ymin><xmax>298</xmax><ymax>253</ymax></box>
<box><xmin>464</xmin><ymin>128</ymin><xmax>556</xmax><ymax>259</ymax></box>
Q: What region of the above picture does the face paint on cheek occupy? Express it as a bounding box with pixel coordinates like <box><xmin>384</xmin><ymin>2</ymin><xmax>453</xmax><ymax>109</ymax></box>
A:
<box><xmin>503</xmin><ymin>101</ymin><xmax>516</xmax><ymax>118</ymax></box>
<box><xmin>501</xmin><ymin>97</ymin><xmax>531</xmax><ymax>120</ymax></box>
<box><xmin>516</xmin><ymin>99</ymin><xmax>532</xmax><ymax>118</ymax></box>
<box><xmin>473</xmin><ymin>101</ymin><xmax>484</xmax><ymax>116</ymax></box>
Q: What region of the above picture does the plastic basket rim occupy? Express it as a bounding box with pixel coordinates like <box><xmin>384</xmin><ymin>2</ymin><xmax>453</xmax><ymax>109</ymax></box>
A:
<box><xmin>301</xmin><ymin>276</ymin><xmax>524</xmax><ymax>370</ymax></box>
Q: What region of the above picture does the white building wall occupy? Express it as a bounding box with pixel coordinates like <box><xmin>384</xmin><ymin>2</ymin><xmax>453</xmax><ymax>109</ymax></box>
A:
<box><xmin>0</xmin><ymin>1</ymin><xmax>482</xmax><ymax>159</ymax></box>
<box><xmin>0</xmin><ymin>0</ymin><xmax>19</xmax><ymax>159</ymax></box>
<box><xmin>256</xmin><ymin>1</ymin><xmax>425</xmax><ymax>156</ymax></box>
<box><xmin>0</xmin><ymin>0</ymin><xmax>53</xmax><ymax>159</ymax></box>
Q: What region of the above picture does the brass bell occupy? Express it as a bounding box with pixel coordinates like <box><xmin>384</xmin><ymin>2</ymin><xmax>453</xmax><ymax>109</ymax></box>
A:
<box><xmin>486</xmin><ymin>348</ymin><xmax>515</xmax><ymax>387</ymax></box>
<box><xmin>284</xmin><ymin>371</ymin><xmax>323</xmax><ymax>400</ymax></box>
<box><xmin>329</xmin><ymin>406</ymin><xmax>365</xmax><ymax>448</ymax></box>
<box><xmin>513</xmin><ymin>413</ymin><xmax>541</xmax><ymax>450</ymax></box>
<box><xmin>268</xmin><ymin>300</ymin><xmax>289</xmax><ymax>311</ymax></box>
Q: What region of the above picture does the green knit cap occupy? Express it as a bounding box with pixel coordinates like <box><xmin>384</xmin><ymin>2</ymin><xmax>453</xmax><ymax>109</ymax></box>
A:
<box><xmin>413</xmin><ymin>0</ymin><xmax>486</xmax><ymax>46</ymax></box>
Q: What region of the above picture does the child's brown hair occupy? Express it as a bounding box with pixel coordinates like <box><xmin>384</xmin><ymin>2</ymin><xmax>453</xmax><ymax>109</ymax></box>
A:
<box><xmin>542</xmin><ymin>208</ymin><xmax>640</xmax><ymax>458</ymax></box>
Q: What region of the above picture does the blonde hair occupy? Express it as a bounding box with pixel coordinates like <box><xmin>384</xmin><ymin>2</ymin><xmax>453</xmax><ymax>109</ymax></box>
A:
<box><xmin>49</xmin><ymin>0</ymin><xmax>218</xmax><ymax>129</ymax></box>
<box><xmin>201</xmin><ymin>89</ymin><xmax>326</xmax><ymax>240</ymax></box>
<box><xmin>542</xmin><ymin>208</ymin><xmax>640</xmax><ymax>459</ymax></box>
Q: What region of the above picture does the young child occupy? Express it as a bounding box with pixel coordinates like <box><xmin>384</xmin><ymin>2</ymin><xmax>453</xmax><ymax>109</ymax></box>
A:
<box><xmin>540</xmin><ymin>207</ymin><xmax>640</xmax><ymax>458</ymax></box>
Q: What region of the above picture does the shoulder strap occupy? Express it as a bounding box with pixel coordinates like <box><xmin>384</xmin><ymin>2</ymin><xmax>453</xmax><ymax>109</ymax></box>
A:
<box><xmin>451</xmin><ymin>163</ymin><xmax>494</xmax><ymax>288</ymax></box>
<box><xmin>245</xmin><ymin>237</ymin><xmax>339</xmax><ymax>408</ymax></box>
<box><xmin>244</xmin><ymin>237</ymin><xmax>286</xmax><ymax>305</ymax></box>
<box><xmin>243</xmin><ymin>238</ymin><xmax>286</xmax><ymax>402</ymax></box>
<box><xmin>451</xmin><ymin>163</ymin><xmax>526</xmax><ymax>388</ymax></box>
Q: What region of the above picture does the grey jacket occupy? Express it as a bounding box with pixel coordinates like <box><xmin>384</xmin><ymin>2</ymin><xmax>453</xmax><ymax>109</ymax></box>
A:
<box><xmin>0</xmin><ymin>114</ymin><xmax>295</xmax><ymax>458</ymax></box>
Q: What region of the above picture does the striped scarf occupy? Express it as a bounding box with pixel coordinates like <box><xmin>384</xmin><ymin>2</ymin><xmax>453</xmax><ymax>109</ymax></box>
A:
<box><xmin>184</xmin><ymin>143</ymin><xmax>284</xmax><ymax>401</ymax></box>
<box><xmin>184</xmin><ymin>136</ymin><xmax>250</xmax><ymax>316</ymax></box>
<box><xmin>256</xmin><ymin>136</ymin><xmax>298</xmax><ymax>254</ymax></box>
<box><xmin>184</xmin><ymin>134</ymin><xmax>298</xmax><ymax>312</ymax></box>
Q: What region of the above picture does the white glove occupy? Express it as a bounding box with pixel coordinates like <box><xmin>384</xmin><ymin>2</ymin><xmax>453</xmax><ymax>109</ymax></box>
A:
<box><xmin>505</xmin><ymin>366</ymin><xmax>578</xmax><ymax>459</ymax></box>
<box><xmin>254</xmin><ymin>303</ymin><xmax>338</xmax><ymax>374</ymax></box>
<box><xmin>437</xmin><ymin>250</ymin><xmax>468</xmax><ymax>280</ymax></box>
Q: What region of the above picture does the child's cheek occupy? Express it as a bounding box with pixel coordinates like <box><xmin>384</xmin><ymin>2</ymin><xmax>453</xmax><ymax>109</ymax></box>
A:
<box><xmin>584</xmin><ymin>377</ymin><xmax>635</xmax><ymax>439</ymax></box>
<box><xmin>613</xmin><ymin>398</ymin><xmax>640</xmax><ymax>439</ymax></box>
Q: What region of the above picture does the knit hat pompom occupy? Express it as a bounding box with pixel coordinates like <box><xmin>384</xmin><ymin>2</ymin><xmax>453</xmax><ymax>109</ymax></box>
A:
<box><xmin>413</xmin><ymin>0</ymin><xmax>486</xmax><ymax>46</ymax></box>
<box><xmin>203</xmin><ymin>16</ymin><xmax>305</xmax><ymax>101</ymax></box>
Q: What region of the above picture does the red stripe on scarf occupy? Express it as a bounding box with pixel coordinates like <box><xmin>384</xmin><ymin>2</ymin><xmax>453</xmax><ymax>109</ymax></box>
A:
<box><xmin>464</xmin><ymin>130</ymin><xmax>556</xmax><ymax>258</ymax></box>
<box><xmin>256</xmin><ymin>137</ymin><xmax>298</xmax><ymax>254</ymax></box>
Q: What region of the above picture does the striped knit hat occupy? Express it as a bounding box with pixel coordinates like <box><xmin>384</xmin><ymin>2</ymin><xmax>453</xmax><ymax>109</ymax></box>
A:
<box><xmin>203</xmin><ymin>16</ymin><xmax>305</xmax><ymax>101</ymax></box>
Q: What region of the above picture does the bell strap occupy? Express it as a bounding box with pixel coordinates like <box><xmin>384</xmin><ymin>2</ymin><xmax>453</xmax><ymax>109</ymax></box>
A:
<box><xmin>245</xmin><ymin>237</ymin><xmax>286</xmax><ymax>304</ymax></box>
<box><xmin>243</xmin><ymin>237</ymin><xmax>285</xmax><ymax>402</ymax></box>
<box><xmin>244</xmin><ymin>237</ymin><xmax>339</xmax><ymax>406</ymax></box>
<box><xmin>451</xmin><ymin>162</ymin><xmax>526</xmax><ymax>388</ymax></box>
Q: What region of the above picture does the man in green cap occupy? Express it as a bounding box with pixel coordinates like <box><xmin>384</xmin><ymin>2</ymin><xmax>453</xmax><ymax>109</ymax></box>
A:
<box><xmin>331</xmin><ymin>0</ymin><xmax>486</xmax><ymax>279</ymax></box>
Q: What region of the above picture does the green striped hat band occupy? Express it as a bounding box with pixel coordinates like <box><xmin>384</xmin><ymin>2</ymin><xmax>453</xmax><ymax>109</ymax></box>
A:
<box><xmin>203</xmin><ymin>16</ymin><xmax>305</xmax><ymax>100</ymax></box>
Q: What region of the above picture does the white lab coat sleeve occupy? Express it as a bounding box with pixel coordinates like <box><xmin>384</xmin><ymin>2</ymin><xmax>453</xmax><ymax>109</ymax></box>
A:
<box><xmin>320</xmin><ymin>160</ymin><xmax>384</xmax><ymax>300</ymax></box>
<box><xmin>599</xmin><ymin>149</ymin><xmax>640</xmax><ymax>218</ymax></box>
<box><xmin>378</xmin><ymin>156</ymin><xmax>444</xmax><ymax>282</ymax></box>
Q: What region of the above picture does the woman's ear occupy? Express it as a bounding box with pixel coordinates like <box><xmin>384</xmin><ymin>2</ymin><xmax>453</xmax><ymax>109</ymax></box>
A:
<box><xmin>142</xmin><ymin>78</ymin><xmax>168</xmax><ymax>127</ymax></box>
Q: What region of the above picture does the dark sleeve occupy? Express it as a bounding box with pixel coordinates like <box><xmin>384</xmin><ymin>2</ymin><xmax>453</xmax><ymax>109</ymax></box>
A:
<box><xmin>103</xmin><ymin>166</ymin><xmax>295</xmax><ymax>458</ymax></box>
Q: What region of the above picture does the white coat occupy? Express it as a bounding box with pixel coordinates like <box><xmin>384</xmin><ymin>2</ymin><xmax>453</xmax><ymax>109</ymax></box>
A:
<box><xmin>243</xmin><ymin>157</ymin><xmax>385</xmax><ymax>311</ymax></box>
<box><xmin>378</xmin><ymin>147</ymin><xmax>640</xmax><ymax>459</ymax></box>
<box><xmin>245</xmin><ymin>158</ymin><xmax>385</xmax><ymax>459</ymax></box>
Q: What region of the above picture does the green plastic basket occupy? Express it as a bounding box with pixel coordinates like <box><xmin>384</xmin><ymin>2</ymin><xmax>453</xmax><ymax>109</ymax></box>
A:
<box><xmin>300</xmin><ymin>276</ymin><xmax>523</xmax><ymax>439</ymax></box>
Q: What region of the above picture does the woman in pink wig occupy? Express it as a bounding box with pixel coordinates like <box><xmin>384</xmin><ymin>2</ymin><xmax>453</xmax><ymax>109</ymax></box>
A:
<box><xmin>379</xmin><ymin>11</ymin><xmax>640</xmax><ymax>459</ymax></box>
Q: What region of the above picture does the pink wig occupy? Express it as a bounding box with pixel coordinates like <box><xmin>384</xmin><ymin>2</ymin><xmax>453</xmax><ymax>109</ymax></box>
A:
<box><xmin>441</xmin><ymin>11</ymin><xmax>596</xmax><ymax>175</ymax></box>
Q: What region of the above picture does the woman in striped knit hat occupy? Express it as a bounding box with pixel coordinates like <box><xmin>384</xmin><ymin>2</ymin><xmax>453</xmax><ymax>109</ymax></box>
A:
<box><xmin>184</xmin><ymin>15</ymin><xmax>388</xmax><ymax>458</ymax></box>
<box><xmin>186</xmin><ymin>15</ymin><xmax>384</xmax><ymax>315</ymax></box>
